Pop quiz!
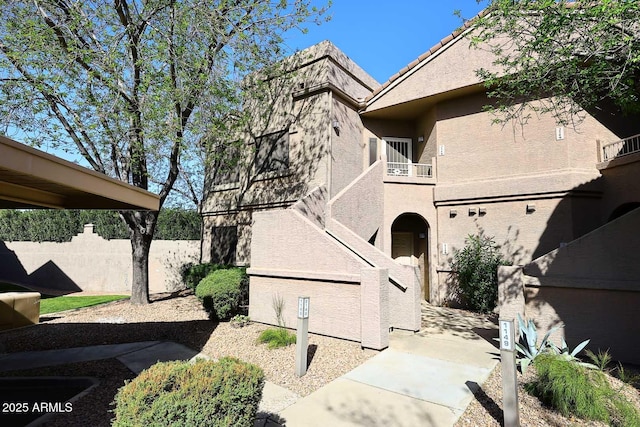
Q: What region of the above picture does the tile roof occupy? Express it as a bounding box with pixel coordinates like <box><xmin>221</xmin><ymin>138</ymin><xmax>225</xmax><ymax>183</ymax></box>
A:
<box><xmin>365</xmin><ymin>8</ymin><xmax>490</xmax><ymax>104</ymax></box>
<box><xmin>365</xmin><ymin>1</ymin><xmax>583</xmax><ymax>105</ymax></box>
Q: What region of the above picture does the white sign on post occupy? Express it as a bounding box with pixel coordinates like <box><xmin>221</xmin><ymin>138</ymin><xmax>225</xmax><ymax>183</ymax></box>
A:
<box><xmin>500</xmin><ymin>319</ymin><xmax>514</xmax><ymax>351</ymax></box>
<box><xmin>499</xmin><ymin>318</ymin><xmax>520</xmax><ymax>427</ymax></box>
<box><xmin>296</xmin><ymin>297</ymin><xmax>310</xmax><ymax>377</ymax></box>
<box><xmin>298</xmin><ymin>297</ymin><xmax>309</xmax><ymax>319</ymax></box>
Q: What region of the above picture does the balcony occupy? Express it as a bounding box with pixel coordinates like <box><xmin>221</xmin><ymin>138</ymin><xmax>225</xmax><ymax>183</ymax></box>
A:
<box><xmin>386</xmin><ymin>162</ymin><xmax>433</xmax><ymax>178</ymax></box>
<box><xmin>598</xmin><ymin>134</ymin><xmax>640</xmax><ymax>170</ymax></box>
<box><xmin>602</xmin><ymin>134</ymin><xmax>640</xmax><ymax>161</ymax></box>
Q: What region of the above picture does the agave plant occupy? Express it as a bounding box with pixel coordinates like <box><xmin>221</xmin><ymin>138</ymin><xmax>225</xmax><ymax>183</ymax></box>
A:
<box><xmin>548</xmin><ymin>338</ymin><xmax>598</xmax><ymax>369</ymax></box>
<box><xmin>515</xmin><ymin>313</ymin><xmax>560</xmax><ymax>373</ymax></box>
<box><xmin>514</xmin><ymin>314</ymin><xmax>596</xmax><ymax>373</ymax></box>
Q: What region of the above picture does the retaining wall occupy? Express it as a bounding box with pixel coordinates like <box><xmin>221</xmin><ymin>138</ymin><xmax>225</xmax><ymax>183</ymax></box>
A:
<box><xmin>1</xmin><ymin>224</ymin><xmax>199</xmax><ymax>295</ymax></box>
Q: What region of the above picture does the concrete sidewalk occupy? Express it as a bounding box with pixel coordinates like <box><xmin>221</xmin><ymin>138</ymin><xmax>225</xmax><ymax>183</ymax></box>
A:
<box><xmin>275</xmin><ymin>304</ymin><xmax>499</xmax><ymax>427</ymax></box>
<box><xmin>0</xmin><ymin>304</ymin><xmax>498</xmax><ymax>427</ymax></box>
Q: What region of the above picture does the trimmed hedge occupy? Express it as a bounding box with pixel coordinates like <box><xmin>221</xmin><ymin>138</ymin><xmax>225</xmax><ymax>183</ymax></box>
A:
<box><xmin>112</xmin><ymin>357</ymin><xmax>264</xmax><ymax>427</ymax></box>
<box><xmin>0</xmin><ymin>208</ymin><xmax>200</xmax><ymax>242</ymax></box>
<box><xmin>195</xmin><ymin>268</ymin><xmax>247</xmax><ymax>320</ymax></box>
<box><xmin>181</xmin><ymin>262</ymin><xmax>230</xmax><ymax>290</ymax></box>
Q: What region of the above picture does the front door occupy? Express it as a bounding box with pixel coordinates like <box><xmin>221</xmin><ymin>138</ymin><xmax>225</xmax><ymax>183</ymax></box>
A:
<box><xmin>391</xmin><ymin>232</ymin><xmax>414</xmax><ymax>265</ymax></box>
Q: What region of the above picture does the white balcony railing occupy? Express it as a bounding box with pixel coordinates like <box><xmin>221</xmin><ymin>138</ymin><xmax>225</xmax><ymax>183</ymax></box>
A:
<box><xmin>602</xmin><ymin>134</ymin><xmax>640</xmax><ymax>161</ymax></box>
<box><xmin>386</xmin><ymin>162</ymin><xmax>433</xmax><ymax>178</ymax></box>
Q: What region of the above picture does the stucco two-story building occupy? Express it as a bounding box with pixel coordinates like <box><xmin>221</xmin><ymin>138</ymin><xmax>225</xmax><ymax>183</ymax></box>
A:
<box><xmin>201</xmin><ymin>25</ymin><xmax>640</xmax><ymax>361</ymax></box>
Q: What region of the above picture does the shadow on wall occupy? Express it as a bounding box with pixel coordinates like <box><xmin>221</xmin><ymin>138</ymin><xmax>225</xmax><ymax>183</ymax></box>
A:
<box><xmin>510</xmin><ymin>169</ymin><xmax>640</xmax><ymax>362</ymax></box>
<box><xmin>204</xmin><ymin>51</ymin><xmax>357</xmax><ymax>266</ymax></box>
<box><xmin>205</xmin><ymin>54</ymin><xmax>330</xmax><ymax>214</ymax></box>
<box><xmin>444</xmin><ymin>226</ymin><xmax>527</xmax><ymax>309</ymax></box>
<box><xmin>0</xmin><ymin>241</ymin><xmax>81</xmax><ymax>296</ymax></box>
<box><xmin>447</xmin><ymin>174</ymin><xmax>604</xmax><ymax>309</ymax></box>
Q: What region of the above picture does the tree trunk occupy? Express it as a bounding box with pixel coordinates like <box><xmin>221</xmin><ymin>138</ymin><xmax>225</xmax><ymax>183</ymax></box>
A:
<box><xmin>121</xmin><ymin>210</ymin><xmax>159</xmax><ymax>305</ymax></box>
<box><xmin>130</xmin><ymin>227</ymin><xmax>153</xmax><ymax>305</ymax></box>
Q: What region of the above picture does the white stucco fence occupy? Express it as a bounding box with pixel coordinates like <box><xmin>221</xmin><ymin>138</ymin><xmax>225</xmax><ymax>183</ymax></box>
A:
<box><xmin>1</xmin><ymin>224</ymin><xmax>200</xmax><ymax>295</ymax></box>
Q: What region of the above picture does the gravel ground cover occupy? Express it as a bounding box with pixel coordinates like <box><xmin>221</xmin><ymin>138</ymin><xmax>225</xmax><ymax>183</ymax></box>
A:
<box><xmin>0</xmin><ymin>290</ymin><xmax>372</xmax><ymax>426</ymax></box>
<box><xmin>4</xmin><ymin>290</ymin><xmax>638</xmax><ymax>427</ymax></box>
<box><xmin>456</xmin><ymin>362</ymin><xmax>640</xmax><ymax>427</ymax></box>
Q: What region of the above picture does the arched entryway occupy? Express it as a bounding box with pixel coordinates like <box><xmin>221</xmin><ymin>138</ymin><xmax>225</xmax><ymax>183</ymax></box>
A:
<box><xmin>391</xmin><ymin>213</ymin><xmax>430</xmax><ymax>301</ymax></box>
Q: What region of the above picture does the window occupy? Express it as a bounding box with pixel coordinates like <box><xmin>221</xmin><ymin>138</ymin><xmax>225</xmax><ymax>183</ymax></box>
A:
<box><xmin>210</xmin><ymin>226</ymin><xmax>237</xmax><ymax>265</ymax></box>
<box><xmin>255</xmin><ymin>129</ymin><xmax>289</xmax><ymax>175</ymax></box>
<box><xmin>210</xmin><ymin>143</ymin><xmax>240</xmax><ymax>186</ymax></box>
<box><xmin>369</xmin><ymin>138</ymin><xmax>378</xmax><ymax>166</ymax></box>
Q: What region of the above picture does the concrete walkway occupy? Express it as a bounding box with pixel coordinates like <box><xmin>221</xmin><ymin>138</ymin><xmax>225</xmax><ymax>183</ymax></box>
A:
<box><xmin>275</xmin><ymin>304</ymin><xmax>499</xmax><ymax>427</ymax></box>
<box><xmin>0</xmin><ymin>303</ymin><xmax>498</xmax><ymax>427</ymax></box>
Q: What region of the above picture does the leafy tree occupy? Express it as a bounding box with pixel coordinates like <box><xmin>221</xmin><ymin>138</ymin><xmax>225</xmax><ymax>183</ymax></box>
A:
<box><xmin>0</xmin><ymin>1</ymin><xmax>328</xmax><ymax>304</ymax></box>
<box><xmin>470</xmin><ymin>0</ymin><xmax>640</xmax><ymax>126</ymax></box>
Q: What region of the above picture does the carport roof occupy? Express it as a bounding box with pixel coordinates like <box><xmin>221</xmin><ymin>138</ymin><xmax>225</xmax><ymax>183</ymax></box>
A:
<box><xmin>0</xmin><ymin>135</ymin><xmax>159</xmax><ymax>210</ymax></box>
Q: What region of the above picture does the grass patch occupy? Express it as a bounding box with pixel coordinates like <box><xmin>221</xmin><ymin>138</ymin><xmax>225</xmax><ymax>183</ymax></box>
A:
<box><xmin>257</xmin><ymin>327</ymin><xmax>296</xmax><ymax>349</ymax></box>
<box><xmin>40</xmin><ymin>295</ymin><xmax>128</xmax><ymax>314</ymax></box>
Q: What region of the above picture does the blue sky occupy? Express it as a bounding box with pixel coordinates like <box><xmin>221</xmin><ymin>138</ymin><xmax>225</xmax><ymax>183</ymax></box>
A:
<box><xmin>283</xmin><ymin>1</ymin><xmax>487</xmax><ymax>84</ymax></box>
<box><xmin>10</xmin><ymin>1</ymin><xmax>488</xmax><ymax>173</ymax></box>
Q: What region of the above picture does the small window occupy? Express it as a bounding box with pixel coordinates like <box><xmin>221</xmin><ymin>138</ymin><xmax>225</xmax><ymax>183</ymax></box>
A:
<box><xmin>210</xmin><ymin>226</ymin><xmax>237</xmax><ymax>265</ymax></box>
<box><xmin>369</xmin><ymin>138</ymin><xmax>378</xmax><ymax>166</ymax></box>
<box><xmin>210</xmin><ymin>143</ymin><xmax>240</xmax><ymax>185</ymax></box>
<box><xmin>255</xmin><ymin>130</ymin><xmax>289</xmax><ymax>175</ymax></box>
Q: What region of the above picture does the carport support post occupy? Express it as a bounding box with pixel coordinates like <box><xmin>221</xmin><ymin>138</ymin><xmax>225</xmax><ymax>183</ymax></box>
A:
<box><xmin>295</xmin><ymin>297</ymin><xmax>310</xmax><ymax>377</ymax></box>
<box><xmin>500</xmin><ymin>318</ymin><xmax>520</xmax><ymax>427</ymax></box>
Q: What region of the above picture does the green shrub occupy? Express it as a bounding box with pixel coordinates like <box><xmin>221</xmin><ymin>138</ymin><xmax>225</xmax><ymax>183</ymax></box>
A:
<box><xmin>230</xmin><ymin>314</ymin><xmax>251</xmax><ymax>328</ymax></box>
<box><xmin>112</xmin><ymin>357</ymin><xmax>264</xmax><ymax>427</ymax></box>
<box><xmin>450</xmin><ymin>234</ymin><xmax>510</xmax><ymax>313</ymax></box>
<box><xmin>257</xmin><ymin>327</ymin><xmax>297</xmax><ymax>349</ymax></box>
<box><xmin>528</xmin><ymin>354</ymin><xmax>640</xmax><ymax>427</ymax></box>
<box><xmin>195</xmin><ymin>268</ymin><xmax>246</xmax><ymax>320</ymax></box>
<box><xmin>181</xmin><ymin>262</ymin><xmax>228</xmax><ymax>290</ymax></box>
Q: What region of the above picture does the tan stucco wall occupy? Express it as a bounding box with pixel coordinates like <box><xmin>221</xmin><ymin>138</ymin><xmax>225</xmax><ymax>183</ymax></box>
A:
<box><xmin>437</xmin><ymin>194</ymin><xmax>602</xmax><ymax>267</ymax></box>
<box><xmin>249</xmin><ymin>276</ymin><xmax>362</xmax><ymax>341</ymax></box>
<box><xmin>525</xmin><ymin>207</ymin><xmax>640</xmax><ymax>282</ymax></box>
<box><xmin>382</xmin><ymin>182</ymin><xmax>439</xmax><ymax>303</ymax></box>
<box><xmin>2</xmin><ymin>226</ymin><xmax>199</xmax><ymax>294</ymax></box>
<box><xmin>416</xmin><ymin>108</ymin><xmax>437</xmax><ymax>164</ymax></box>
<box><xmin>293</xmin><ymin>40</ymin><xmax>378</xmax><ymax>98</ymax></box>
<box><xmin>499</xmin><ymin>209</ymin><xmax>640</xmax><ymax>364</ymax></box>
<box><xmin>329</xmin><ymin>97</ymin><xmax>367</xmax><ymax>198</ymax></box>
<box><xmin>202</xmin><ymin>42</ymin><xmax>378</xmax><ymax>267</ymax></box>
<box><xmin>366</xmin><ymin>30</ymin><xmax>492</xmax><ymax>113</ymax></box>
<box><xmin>202</xmin><ymin>92</ymin><xmax>331</xmax><ymax>215</ymax></box>
<box><xmin>328</xmin><ymin>161</ymin><xmax>384</xmax><ymax>243</ymax></box>
<box><xmin>250</xmin><ymin>209</ymin><xmax>366</xmax><ymax>274</ymax></box>
<box><xmin>525</xmin><ymin>285</ymin><xmax>640</xmax><ymax>364</ymax></box>
<box><xmin>363</xmin><ymin>119</ymin><xmax>414</xmax><ymax>142</ymax></box>
<box><xmin>248</xmin><ymin>208</ymin><xmax>393</xmax><ymax>347</ymax></box>
<box><xmin>201</xmin><ymin>211</ymin><xmax>252</xmax><ymax>266</ymax></box>
<box><xmin>434</xmin><ymin>93</ymin><xmax>610</xmax><ymax>184</ymax></box>
<box><xmin>291</xmin><ymin>186</ymin><xmax>328</xmax><ymax>228</ymax></box>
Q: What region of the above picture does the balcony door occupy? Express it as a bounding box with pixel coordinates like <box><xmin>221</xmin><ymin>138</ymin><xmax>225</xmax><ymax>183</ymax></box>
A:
<box><xmin>385</xmin><ymin>137</ymin><xmax>412</xmax><ymax>176</ymax></box>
